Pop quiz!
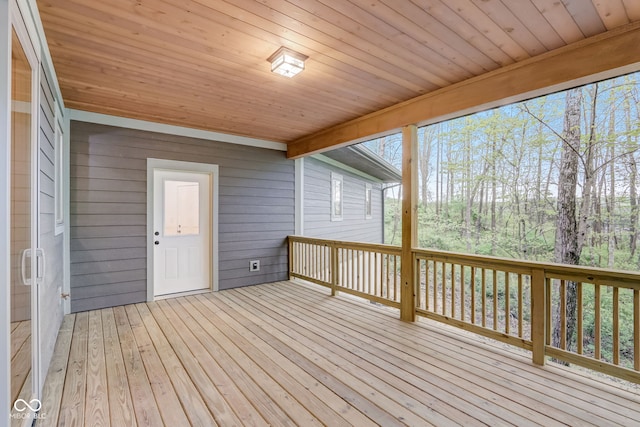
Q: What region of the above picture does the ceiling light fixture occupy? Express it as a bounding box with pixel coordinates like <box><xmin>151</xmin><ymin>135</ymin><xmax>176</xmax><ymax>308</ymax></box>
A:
<box><xmin>268</xmin><ymin>47</ymin><xmax>307</xmax><ymax>78</ymax></box>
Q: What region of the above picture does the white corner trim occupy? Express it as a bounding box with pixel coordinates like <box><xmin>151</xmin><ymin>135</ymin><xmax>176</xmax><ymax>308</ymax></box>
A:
<box><xmin>69</xmin><ymin>109</ymin><xmax>288</xmax><ymax>151</ymax></box>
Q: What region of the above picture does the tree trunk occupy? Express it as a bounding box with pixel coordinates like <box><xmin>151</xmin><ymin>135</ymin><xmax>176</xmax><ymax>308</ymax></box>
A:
<box><xmin>419</xmin><ymin>129</ymin><xmax>433</xmax><ymax>207</ymax></box>
<box><xmin>608</xmin><ymin>108</ymin><xmax>616</xmax><ymax>269</ymax></box>
<box><xmin>624</xmin><ymin>94</ymin><xmax>638</xmax><ymax>258</ymax></box>
<box><xmin>577</xmin><ymin>84</ymin><xmax>598</xmax><ymax>255</ymax></box>
<box><xmin>552</xmin><ymin>88</ymin><xmax>582</xmax><ymax>355</ymax></box>
<box><xmin>491</xmin><ymin>138</ymin><xmax>497</xmax><ymax>255</ymax></box>
<box><xmin>435</xmin><ymin>125</ymin><xmax>441</xmax><ymax>217</ymax></box>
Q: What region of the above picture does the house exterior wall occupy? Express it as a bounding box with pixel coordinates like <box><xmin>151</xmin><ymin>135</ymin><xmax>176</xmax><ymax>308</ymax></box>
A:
<box><xmin>38</xmin><ymin>64</ymin><xmax>65</xmax><ymax>383</ymax></box>
<box><xmin>70</xmin><ymin>121</ymin><xmax>294</xmax><ymax>312</ymax></box>
<box><xmin>303</xmin><ymin>157</ymin><xmax>383</xmax><ymax>243</ymax></box>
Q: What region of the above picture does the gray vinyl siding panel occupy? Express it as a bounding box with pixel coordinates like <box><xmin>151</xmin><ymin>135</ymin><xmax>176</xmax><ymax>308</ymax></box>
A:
<box><xmin>38</xmin><ymin>65</ymin><xmax>65</xmax><ymax>384</ymax></box>
<box><xmin>303</xmin><ymin>157</ymin><xmax>384</xmax><ymax>243</ymax></box>
<box><xmin>70</xmin><ymin>121</ymin><xmax>294</xmax><ymax>312</ymax></box>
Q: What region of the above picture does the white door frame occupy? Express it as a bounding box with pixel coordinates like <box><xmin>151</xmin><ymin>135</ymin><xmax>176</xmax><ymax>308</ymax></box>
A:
<box><xmin>4</xmin><ymin>0</ymin><xmax>42</xmax><ymax>423</ymax></box>
<box><xmin>147</xmin><ymin>159</ymin><xmax>219</xmax><ymax>301</ymax></box>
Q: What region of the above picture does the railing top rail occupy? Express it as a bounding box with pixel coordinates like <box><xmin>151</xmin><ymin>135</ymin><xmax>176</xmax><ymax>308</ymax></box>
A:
<box><xmin>288</xmin><ymin>235</ymin><xmax>402</xmax><ymax>255</ymax></box>
<box><xmin>289</xmin><ymin>236</ymin><xmax>640</xmax><ymax>288</ymax></box>
<box><xmin>413</xmin><ymin>247</ymin><xmax>640</xmax><ymax>288</ymax></box>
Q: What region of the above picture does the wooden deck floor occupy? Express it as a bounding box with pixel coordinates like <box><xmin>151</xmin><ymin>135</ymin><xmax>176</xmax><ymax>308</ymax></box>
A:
<box><xmin>11</xmin><ymin>320</ymin><xmax>31</xmax><ymax>407</ymax></box>
<box><xmin>38</xmin><ymin>280</ymin><xmax>640</xmax><ymax>426</ymax></box>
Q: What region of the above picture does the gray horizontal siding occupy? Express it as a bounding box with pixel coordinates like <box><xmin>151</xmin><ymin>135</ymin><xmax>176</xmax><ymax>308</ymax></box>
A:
<box><xmin>70</xmin><ymin>121</ymin><xmax>294</xmax><ymax>312</ymax></box>
<box><xmin>304</xmin><ymin>157</ymin><xmax>383</xmax><ymax>243</ymax></box>
<box><xmin>38</xmin><ymin>66</ymin><xmax>64</xmax><ymax>385</ymax></box>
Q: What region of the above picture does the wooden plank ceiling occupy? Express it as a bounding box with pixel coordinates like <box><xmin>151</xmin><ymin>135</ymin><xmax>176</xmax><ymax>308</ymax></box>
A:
<box><xmin>38</xmin><ymin>0</ymin><xmax>640</xmax><ymax>149</ymax></box>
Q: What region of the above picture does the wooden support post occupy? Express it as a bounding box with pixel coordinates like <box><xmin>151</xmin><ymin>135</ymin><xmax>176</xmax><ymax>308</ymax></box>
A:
<box><xmin>331</xmin><ymin>243</ymin><xmax>338</xmax><ymax>296</ymax></box>
<box><xmin>531</xmin><ymin>268</ymin><xmax>546</xmax><ymax>365</ymax></box>
<box><xmin>288</xmin><ymin>237</ymin><xmax>294</xmax><ymax>280</ymax></box>
<box><xmin>400</xmin><ymin>125</ymin><xmax>418</xmax><ymax>322</ymax></box>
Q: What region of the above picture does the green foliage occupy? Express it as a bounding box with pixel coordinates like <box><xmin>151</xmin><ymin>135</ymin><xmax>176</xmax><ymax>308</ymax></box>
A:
<box><xmin>376</xmin><ymin>71</ymin><xmax>640</xmax><ymax>368</ymax></box>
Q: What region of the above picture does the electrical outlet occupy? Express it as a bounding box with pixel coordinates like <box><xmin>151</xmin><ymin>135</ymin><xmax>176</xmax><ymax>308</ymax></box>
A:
<box><xmin>250</xmin><ymin>260</ymin><xmax>260</xmax><ymax>271</ymax></box>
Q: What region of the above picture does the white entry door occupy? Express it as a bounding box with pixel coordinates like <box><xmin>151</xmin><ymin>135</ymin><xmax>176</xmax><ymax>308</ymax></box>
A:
<box><xmin>153</xmin><ymin>170</ymin><xmax>211</xmax><ymax>296</ymax></box>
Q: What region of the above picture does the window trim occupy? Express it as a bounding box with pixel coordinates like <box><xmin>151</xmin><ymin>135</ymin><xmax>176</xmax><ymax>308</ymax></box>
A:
<box><xmin>365</xmin><ymin>183</ymin><xmax>372</xmax><ymax>220</ymax></box>
<box><xmin>54</xmin><ymin>108</ymin><xmax>64</xmax><ymax>235</ymax></box>
<box><xmin>331</xmin><ymin>172</ymin><xmax>343</xmax><ymax>222</ymax></box>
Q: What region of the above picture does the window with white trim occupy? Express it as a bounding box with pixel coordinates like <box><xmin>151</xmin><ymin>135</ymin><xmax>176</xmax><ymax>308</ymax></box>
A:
<box><xmin>54</xmin><ymin>117</ymin><xmax>64</xmax><ymax>235</ymax></box>
<box><xmin>365</xmin><ymin>183</ymin><xmax>372</xmax><ymax>219</ymax></box>
<box><xmin>331</xmin><ymin>172</ymin><xmax>343</xmax><ymax>221</ymax></box>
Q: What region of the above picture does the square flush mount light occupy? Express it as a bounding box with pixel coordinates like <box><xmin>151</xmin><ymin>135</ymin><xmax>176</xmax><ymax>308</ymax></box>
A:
<box><xmin>268</xmin><ymin>47</ymin><xmax>308</xmax><ymax>78</ymax></box>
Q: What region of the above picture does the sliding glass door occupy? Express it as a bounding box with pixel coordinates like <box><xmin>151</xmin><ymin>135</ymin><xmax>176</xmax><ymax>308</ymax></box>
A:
<box><xmin>9</xmin><ymin>12</ymin><xmax>40</xmax><ymax>426</ymax></box>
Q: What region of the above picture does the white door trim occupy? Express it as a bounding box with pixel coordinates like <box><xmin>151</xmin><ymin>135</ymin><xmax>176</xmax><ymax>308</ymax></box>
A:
<box><xmin>147</xmin><ymin>159</ymin><xmax>219</xmax><ymax>301</ymax></box>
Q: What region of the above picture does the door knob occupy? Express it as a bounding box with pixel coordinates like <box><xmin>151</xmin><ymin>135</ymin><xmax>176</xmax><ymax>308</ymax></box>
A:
<box><xmin>154</xmin><ymin>241</ymin><xmax>160</xmax><ymax>245</ymax></box>
<box><xmin>154</xmin><ymin>231</ymin><xmax>159</xmax><ymax>236</ymax></box>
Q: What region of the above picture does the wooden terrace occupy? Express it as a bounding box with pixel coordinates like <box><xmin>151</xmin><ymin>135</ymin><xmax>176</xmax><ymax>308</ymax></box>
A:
<box><xmin>37</xmin><ymin>280</ymin><xmax>639</xmax><ymax>426</ymax></box>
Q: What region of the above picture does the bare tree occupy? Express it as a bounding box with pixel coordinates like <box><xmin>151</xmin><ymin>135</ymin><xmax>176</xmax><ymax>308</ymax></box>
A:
<box><xmin>552</xmin><ymin>88</ymin><xmax>583</xmax><ymax>353</ymax></box>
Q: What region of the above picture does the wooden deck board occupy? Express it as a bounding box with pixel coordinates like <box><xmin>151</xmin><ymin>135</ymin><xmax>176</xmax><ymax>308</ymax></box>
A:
<box><xmin>152</xmin><ymin>299</ymin><xmax>268</xmax><ymax>427</ymax></box>
<box><xmin>273</xmin><ymin>281</ymin><xmax>638</xmax><ymax>425</ymax></box>
<box><xmin>10</xmin><ymin>320</ymin><xmax>32</xmax><ymax>406</ymax></box>
<box><xmin>282</xmin><ymin>282</ymin><xmax>640</xmax><ymax>425</ymax></box>
<box><xmin>164</xmin><ymin>297</ymin><xmax>295</xmax><ymax>426</ymax></box>
<box><xmin>123</xmin><ymin>304</ymin><xmax>191</xmax><ymax>426</ymax></box>
<box><xmin>280</xmin><ymin>281</ymin><xmax>640</xmax><ymax>424</ymax></box>
<box><xmin>39</xmin><ymin>315</ymin><xmax>75</xmax><ymax>427</ymax></box>
<box><xmin>112</xmin><ymin>306</ymin><xmax>164</xmax><ymax>427</ymax></box>
<box><xmin>38</xmin><ymin>280</ymin><xmax>640</xmax><ymax>426</ymax></box>
<box><xmin>228</xmin><ymin>285</ymin><xmax>546</xmax><ymax>426</ymax></box>
<box><xmin>85</xmin><ymin>310</ymin><xmax>109</xmax><ymax>427</ymax></box>
<box><xmin>100</xmin><ymin>308</ymin><xmax>136</xmax><ymax>427</ymax></box>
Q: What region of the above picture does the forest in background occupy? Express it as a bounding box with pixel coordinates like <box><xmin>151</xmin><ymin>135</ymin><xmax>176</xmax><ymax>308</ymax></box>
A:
<box><xmin>364</xmin><ymin>72</ymin><xmax>640</xmax><ymax>273</ymax></box>
<box><xmin>361</xmin><ymin>72</ymin><xmax>640</xmax><ymax>366</ymax></box>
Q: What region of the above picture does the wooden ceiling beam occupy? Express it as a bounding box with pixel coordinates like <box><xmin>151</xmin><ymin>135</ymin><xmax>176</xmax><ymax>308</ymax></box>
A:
<box><xmin>287</xmin><ymin>21</ymin><xmax>640</xmax><ymax>159</ymax></box>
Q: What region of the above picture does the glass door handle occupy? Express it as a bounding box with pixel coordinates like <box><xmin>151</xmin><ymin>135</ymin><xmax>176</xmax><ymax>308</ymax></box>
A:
<box><xmin>20</xmin><ymin>249</ymin><xmax>32</xmax><ymax>286</ymax></box>
<box><xmin>36</xmin><ymin>248</ymin><xmax>46</xmax><ymax>283</ymax></box>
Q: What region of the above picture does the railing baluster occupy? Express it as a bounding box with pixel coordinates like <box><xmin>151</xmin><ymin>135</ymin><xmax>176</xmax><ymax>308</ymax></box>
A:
<box><xmin>351</xmin><ymin>249</ymin><xmax>355</xmax><ymax>292</ymax></box>
<box><xmin>461</xmin><ymin>266</ymin><xmax>466</xmax><ymax>322</ymax></box>
<box><xmin>360</xmin><ymin>250</ymin><xmax>364</xmax><ymax>293</ymax></box>
<box><xmin>482</xmin><ymin>268</ymin><xmax>487</xmax><ymax>328</ymax></box>
<box><xmin>471</xmin><ymin>267</ymin><xmax>476</xmax><ymax>324</ymax></box>
<box><xmin>415</xmin><ymin>257</ymin><xmax>421</xmax><ymax>305</ymax></box>
<box><xmin>613</xmin><ymin>287</ymin><xmax>620</xmax><ymax>365</ymax></box>
<box><xmin>595</xmin><ymin>283</ymin><xmax>601</xmax><ymax>360</ymax></box>
<box><xmin>394</xmin><ymin>255</ymin><xmax>399</xmax><ymax>302</ymax></box>
<box><xmin>377</xmin><ymin>252</ymin><xmax>382</xmax><ymax>297</ymax></box>
<box><xmin>424</xmin><ymin>260</ymin><xmax>430</xmax><ymax>310</ymax></box>
<box><xmin>545</xmin><ymin>278</ymin><xmax>551</xmax><ymax>346</ymax></box>
<box><xmin>505</xmin><ymin>272</ymin><xmax>510</xmax><ymax>335</ymax></box>
<box><xmin>635</xmin><ymin>289</ymin><xmax>639</xmax><ymax>371</ymax></box>
<box><xmin>451</xmin><ymin>263</ymin><xmax>456</xmax><ymax>318</ymax></box>
<box><xmin>442</xmin><ymin>262</ymin><xmax>447</xmax><ymax>315</ymax></box>
<box><xmin>577</xmin><ymin>282</ymin><xmax>583</xmax><ymax>355</ymax></box>
<box><xmin>373</xmin><ymin>251</ymin><xmax>376</xmax><ymax>296</ymax></box>
<box><xmin>518</xmin><ymin>274</ymin><xmax>523</xmax><ymax>339</ymax></box>
<box><xmin>493</xmin><ymin>270</ymin><xmax>498</xmax><ymax>331</ymax></box>
<box><xmin>432</xmin><ymin>260</ymin><xmax>437</xmax><ymax>312</ymax></box>
<box><xmin>560</xmin><ymin>279</ymin><xmax>567</xmax><ymax>350</ymax></box>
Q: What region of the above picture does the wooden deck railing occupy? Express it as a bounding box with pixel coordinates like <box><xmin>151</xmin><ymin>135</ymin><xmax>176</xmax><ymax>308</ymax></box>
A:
<box><xmin>288</xmin><ymin>236</ymin><xmax>402</xmax><ymax>308</ymax></box>
<box><xmin>289</xmin><ymin>236</ymin><xmax>640</xmax><ymax>383</ymax></box>
<box><xmin>415</xmin><ymin>249</ymin><xmax>640</xmax><ymax>383</ymax></box>
<box><xmin>413</xmin><ymin>250</ymin><xmax>534</xmax><ymax>351</ymax></box>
